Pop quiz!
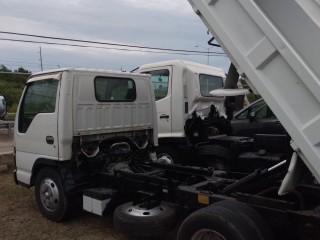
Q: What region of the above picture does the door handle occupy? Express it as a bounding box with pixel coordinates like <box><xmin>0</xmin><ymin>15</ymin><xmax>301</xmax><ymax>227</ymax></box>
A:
<box><xmin>46</xmin><ymin>136</ymin><xmax>54</xmax><ymax>145</ymax></box>
<box><xmin>160</xmin><ymin>114</ymin><xmax>169</xmax><ymax>119</ymax></box>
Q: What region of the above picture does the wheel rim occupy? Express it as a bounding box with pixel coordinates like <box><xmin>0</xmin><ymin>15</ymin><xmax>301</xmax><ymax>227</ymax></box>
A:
<box><xmin>39</xmin><ymin>178</ymin><xmax>60</xmax><ymax>212</ymax></box>
<box><xmin>191</xmin><ymin>229</ymin><xmax>227</xmax><ymax>240</ymax></box>
<box><xmin>122</xmin><ymin>203</ymin><xmax>169</xmax><ymax>218</ymax></box>
<box><xmin>157</xmin><ymin>153</ymin><xmax>174</xmax><ymax>164</ymax></box>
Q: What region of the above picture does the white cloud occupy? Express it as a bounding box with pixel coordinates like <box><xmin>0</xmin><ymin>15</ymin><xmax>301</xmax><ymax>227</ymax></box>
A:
<box><xmin>0</xmin><ymin>0</ymin><xmax>229</xmax><ymax>73</ymax></box>
<box><xmin>0</xmin><ymin>16</ymin><xmax>57</xmax><ymax>36</ymax></box>
<box><xmin>124</xmin><ymin>0</ymin><xmax>190</xmax><ymax>13</ymax></box>
<box><xmin>122</xmin><ymin>0</ymin><xmax>196</xmax><ymax>19</ymax></box>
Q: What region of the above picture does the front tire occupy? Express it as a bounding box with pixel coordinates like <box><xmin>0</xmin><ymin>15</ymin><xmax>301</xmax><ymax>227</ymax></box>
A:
<box><xmin>35</xmin><ymin>167</ymin><xmax>69</xmax><ymax>222</ymax></box>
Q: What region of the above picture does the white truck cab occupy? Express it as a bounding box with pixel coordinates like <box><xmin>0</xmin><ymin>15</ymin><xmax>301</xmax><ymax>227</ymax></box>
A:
<box><xmin>14</xmin><ymin>68</ymin><xmax>157</xmax><ymax>188</ymax></box>
<box><xmin>138</xmin><ymin>60</ymin><xmax>227</xmax><ymax>163</ymax></box>
<box><xmin>139</xmin><ymin>60</ymin><xmax>226</xmax><ymax>138</ymax></box>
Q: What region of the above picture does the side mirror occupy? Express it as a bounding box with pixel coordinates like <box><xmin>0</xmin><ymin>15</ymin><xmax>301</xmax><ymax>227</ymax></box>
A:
<box><xmin>249</xmin><ymin>112</ymin><xmax>256</xmax><ymax>123</ymax></box>
<box><xmin>0</xmin><ymin>95</ymin><xmax>7</xmax><ymax>120</ymax></box>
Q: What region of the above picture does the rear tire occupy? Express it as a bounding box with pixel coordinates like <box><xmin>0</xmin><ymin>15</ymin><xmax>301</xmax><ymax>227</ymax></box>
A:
<box><xmin>35</xmin><ymin>167</ymin><xmax>69</xmax><ymax>222</ymax></box>
<box><xmin>178</xmin><ymin>201</ymin><xmax>272</xmax><ymax>240</ymax></box>
<box><xmin>214</xmin><ymin>200</ymin><xmax>274</xmax><ymax>240</ymax></box>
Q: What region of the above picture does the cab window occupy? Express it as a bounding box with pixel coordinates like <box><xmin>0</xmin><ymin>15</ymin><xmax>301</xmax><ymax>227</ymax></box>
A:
<box><xmin>199</xmin><ymin>74</ymin><xmax>223</xmax><ymax>97</ymax></box>
<box><xmin>95</xmin><ymin>77</ymin><xmax>136</xmax><ymax>101</ymax></box>
<box><xmin>18</xmin><ymin>79</ymin><xmax>58</xmax><ymax>133</ymax></box>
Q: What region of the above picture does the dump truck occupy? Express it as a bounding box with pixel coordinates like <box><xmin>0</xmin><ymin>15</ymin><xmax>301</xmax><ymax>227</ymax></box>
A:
<box><xmin>13</xmin><ymin>0</ymin><xmax>320</xmax><ymax>239</ymax></box>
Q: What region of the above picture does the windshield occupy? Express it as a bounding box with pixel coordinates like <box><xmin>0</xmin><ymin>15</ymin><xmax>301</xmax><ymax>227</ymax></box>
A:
<box><xmin>199</xmin><ymin>74</ymin><xmax>223</xmax><ymax>97</ymax></box>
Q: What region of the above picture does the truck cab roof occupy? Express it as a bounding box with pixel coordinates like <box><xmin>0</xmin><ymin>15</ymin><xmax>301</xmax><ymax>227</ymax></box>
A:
<box><xmin>27</xmin><ymin>68</ymin><xmax>149</xmax><ymax>83</ymax></box>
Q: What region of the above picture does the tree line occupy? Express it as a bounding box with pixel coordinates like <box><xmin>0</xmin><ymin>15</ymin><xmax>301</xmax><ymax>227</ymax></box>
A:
<box><xmin>0</xmin><ymin>65</ymin><xmax>31</xmax><ymax>113</ymax></box>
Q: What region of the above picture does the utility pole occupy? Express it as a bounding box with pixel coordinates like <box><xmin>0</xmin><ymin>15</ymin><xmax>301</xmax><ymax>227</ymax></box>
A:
<box><xmin>39</xmin><ymin>46</ymin><xmax>43</xmax><ymax>71</ymax></box>
<box><xmin>195</xmin><ymin>45</ymin><xmax>213</xmax><ymax>65</ymax></box>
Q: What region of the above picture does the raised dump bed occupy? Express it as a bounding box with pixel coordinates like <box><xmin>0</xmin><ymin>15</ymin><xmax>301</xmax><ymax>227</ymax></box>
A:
<box><xmin>188</xmin><ymin>0</ymin><xmax>320</xmax><ymax>181</ymax></box>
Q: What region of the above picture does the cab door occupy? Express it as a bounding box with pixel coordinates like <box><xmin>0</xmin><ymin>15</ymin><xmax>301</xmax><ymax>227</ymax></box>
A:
<box><xmin>15</xmin><ymin>73</ymin><xmax>61</xmax><ymax>185</ymax></box>
<box><xmin>142</xmin><ymin>67</ymin><xmax>173</xmax><ymax>137</ymax></box>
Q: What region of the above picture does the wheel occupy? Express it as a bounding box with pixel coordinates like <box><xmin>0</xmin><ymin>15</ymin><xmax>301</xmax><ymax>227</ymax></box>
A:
<box><xmin>35</xmin><ymin>167</ymin><xmax>69</xmax><ymax>222</ymax></box>
<box><xmin>156</xmin><ymin>145</ymin><xmax>180</xmax><ymax>164</ymax></box>
<box><xmin>197</xmin><ymin>145</ymin><xmax>234</xmax><ymax>170</ymax></box>
<box><xmin>214</xmin><ymin>200</ymin><xmax>274</xmax><ymax>240</ymax></box>
<box><xmin>177</xmin><ymin>201</ymin><xmax>272</xmax><ymax>240</ymax></box>
<box><xmin>113</xmin><ymin>201</ymin><xmax>176</xmax><ymax>237</ymax></box>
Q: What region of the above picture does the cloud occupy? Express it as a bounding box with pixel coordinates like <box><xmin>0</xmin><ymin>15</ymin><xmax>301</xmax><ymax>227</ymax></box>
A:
<box><xmin>123</xmin><ymin>0</ymin><xmax>191</xmax><ymax>14</ymax></box>
<box><xmin>0</xmin><ymin>0</ymin><xmax>229</xmax><ymax>73</ymax></box>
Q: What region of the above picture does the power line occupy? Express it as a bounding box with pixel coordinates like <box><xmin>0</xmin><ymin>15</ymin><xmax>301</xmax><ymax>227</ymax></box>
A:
<box><xmin>0</xmin><ymin>30</ymin><xmax>226</xmax><ymax>55</ymax></box>
<box><xmin>0</xmin><ymin>37</ymin><xmax>226</xmax><ymax>57</ymax></box>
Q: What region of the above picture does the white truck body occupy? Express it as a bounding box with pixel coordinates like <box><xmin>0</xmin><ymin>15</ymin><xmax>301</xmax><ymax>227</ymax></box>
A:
<box><xmin>188</xmin><ymin>0</ymin><xmax>320</xmax><ymax>182</ymax></box>
<box><xmin>138</xmin><ymin>59</ymin><xmax>226</xmax><ymax>138</ymax></box>
<box><xmin>14</xmin><ymin>68</ymin><xmax>157</xmax><ymax>186</ymax></box>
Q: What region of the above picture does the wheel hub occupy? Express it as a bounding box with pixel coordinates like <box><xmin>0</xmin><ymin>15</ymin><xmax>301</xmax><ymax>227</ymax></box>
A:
<box><xmin>157</xmin><ymin>153</ymin><xmax>174</xmax><ymax>164</ymax></box>
<box><xmin>191</xmin><ymin>229</ymin><xmax>227</xmax><ymax>240</ymax></box>
<box><xmin>39</xmin><ymin>178</ymin><xmax>59</xmax><ymax>212</ymax></box>
<box><xmin>122</xmin><ymin>203</ymin><xmax>168</xmax><ymax>217</ymax></box>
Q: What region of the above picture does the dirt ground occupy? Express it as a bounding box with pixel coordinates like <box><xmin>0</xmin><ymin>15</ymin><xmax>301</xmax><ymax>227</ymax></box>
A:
<box><xmin>0</xmin><ymin>167</ymin><xmax>177</xmax><ymax>240</ymax></box>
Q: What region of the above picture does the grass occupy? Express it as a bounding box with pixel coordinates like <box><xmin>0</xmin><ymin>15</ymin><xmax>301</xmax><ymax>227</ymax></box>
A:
<box><xmin>0</xmin><ymin>167</ymin><xmax>117</xmax><ymax>239</ymax></box>
<box><xmin>0</xmin><ymin>167</ymin><xmax>176</xmax><ymax>240</ymax></box>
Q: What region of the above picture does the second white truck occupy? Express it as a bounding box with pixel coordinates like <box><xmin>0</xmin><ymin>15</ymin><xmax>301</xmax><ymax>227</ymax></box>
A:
<box><xmin>138</xmin><ymin>60</ymin><xmax>227</xmax><ymax>163</ymax></box>
<box><xmin>139</xmin><ymin>60</ymin><xmax>287</xmax><ymax>173</ymax></box>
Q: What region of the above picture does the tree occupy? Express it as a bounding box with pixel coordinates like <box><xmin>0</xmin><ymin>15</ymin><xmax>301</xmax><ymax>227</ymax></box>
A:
<box><xmin>15</xmin><ymin>67</ymin><xmax>31</xmax><ymax>73</ymax></box>
<box><xmin>0</xmin><ymin>64</ymin><xmax>12</xmax><ymax>72</ymax></box>
<box><xmin>0</xmin><ymin>64</ymin><xmax>31</xmax><ymax>114</ymax></box>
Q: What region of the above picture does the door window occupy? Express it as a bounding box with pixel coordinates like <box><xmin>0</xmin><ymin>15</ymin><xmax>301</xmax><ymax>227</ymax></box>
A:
<box><xmin>18</xmin><ymin>79</ymin><xmax>59</xmax><ymax>133</ymax></box>
<box><xmin>236</xmin><ymin>100</ymin><xmax>265</xmax><ymax>120</ymax></box>
<box><xmin>255</xmin><ymin>105</ymin><xmax>276</xmax><ymax>119</ymax></box>
<box><xmin>144</xmin><ymin>69</ymin><xmax>169</xmax><ymax>101</ymax></box>
<box><xmin>255</xmin><ymin>105</ymin><xmax>269</xmax><ymax>119</ymax></box>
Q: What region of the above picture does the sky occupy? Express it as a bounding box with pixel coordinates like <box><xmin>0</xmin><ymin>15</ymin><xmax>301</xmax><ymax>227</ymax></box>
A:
<box><xmin>0</xmin><ymin>0</ymin><xmax>230</xmax><ymax>73</ymax></box>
